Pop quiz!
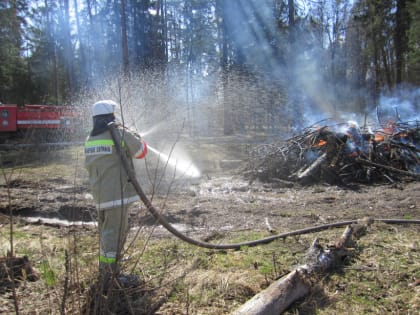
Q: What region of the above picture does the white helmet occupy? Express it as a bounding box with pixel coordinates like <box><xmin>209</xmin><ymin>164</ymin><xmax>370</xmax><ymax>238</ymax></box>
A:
<box><xmin>91</xmin><ymin>100</ymin><xmax>119</xmax><ymax>117</ymax></box>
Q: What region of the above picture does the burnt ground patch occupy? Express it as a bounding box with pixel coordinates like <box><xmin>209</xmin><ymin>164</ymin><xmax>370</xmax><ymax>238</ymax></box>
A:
<box><xmin>0</xmin><ymin>177</ymin><xmax>96</xmax><ymax>222</ymax></box>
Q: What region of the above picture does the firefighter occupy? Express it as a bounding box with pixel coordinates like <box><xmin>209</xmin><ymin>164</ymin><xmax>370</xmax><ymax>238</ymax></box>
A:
<box><xmin>84</xmin><ymin>100</ymin><xmax>147</xmax><ymax>284</ymax></box>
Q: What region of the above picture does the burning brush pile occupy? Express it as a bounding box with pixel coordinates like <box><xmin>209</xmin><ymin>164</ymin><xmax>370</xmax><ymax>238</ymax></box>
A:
<box><xmin>245</xmin><ymin>120</ymin><xmax>420</xmax><ymax>185</ymax></box>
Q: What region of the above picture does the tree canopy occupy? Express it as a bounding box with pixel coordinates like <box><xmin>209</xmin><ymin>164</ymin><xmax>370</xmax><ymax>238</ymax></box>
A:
<box><xmin>0</xmin><ymin>0</ymin><xmax>418</xmax><ymax>136</ymax></box>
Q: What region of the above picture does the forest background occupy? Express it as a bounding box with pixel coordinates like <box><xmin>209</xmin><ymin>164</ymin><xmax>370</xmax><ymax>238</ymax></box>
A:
<box><xmin>0</xmin><ymin>0</ymin><xmax>419</xmax><ymax>137</ymax></box>
<box><xmin>0</xmin><ymin>2</ymin><xmax>419</xmax><ymax>313</ymax></box>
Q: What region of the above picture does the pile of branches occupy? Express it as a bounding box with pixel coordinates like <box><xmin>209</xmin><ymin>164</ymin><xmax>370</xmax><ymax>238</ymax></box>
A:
<box><xmin>245</xmin><ymin>120</ymin><xmax>420</xmax><ymax>185</ymax></box>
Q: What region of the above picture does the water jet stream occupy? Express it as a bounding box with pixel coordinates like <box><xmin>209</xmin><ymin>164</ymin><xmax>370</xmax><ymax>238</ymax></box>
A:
<box><xmin>147</xmin><ymin>144</ymin><xmax>201</xmax><ymax>178</ymax></box>
<box><xmin>123</xmin><ymin>120</ymin><xmax>200</xmax><ymax>178</ymax></box>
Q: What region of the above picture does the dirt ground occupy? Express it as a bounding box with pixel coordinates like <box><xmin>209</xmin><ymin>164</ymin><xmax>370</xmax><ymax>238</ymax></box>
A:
<box><xmin>1</xmin><ymin>170</ymin><xmax>418</xmax><ymax>236</ymax></box>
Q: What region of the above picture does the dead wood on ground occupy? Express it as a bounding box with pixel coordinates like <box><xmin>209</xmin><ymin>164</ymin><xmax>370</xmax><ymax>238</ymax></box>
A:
<box><xmin>232</xmin><ymin>223</ymin><xmax>368</xmax><ymax>315</ymax></box>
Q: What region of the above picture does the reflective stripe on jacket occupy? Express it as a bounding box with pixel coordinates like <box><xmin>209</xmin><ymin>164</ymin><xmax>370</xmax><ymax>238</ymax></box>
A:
<box><xmin>84</xmin><ymin>126</ymin><xmax>145</xmax><ymax>209</ymax></box>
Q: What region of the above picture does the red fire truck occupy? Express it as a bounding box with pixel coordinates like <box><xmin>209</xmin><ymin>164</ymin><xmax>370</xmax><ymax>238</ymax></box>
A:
<box><xmin>0</xmin><ymin>104</ymin><xmax>84</xmax><ymax>144</ymax></box>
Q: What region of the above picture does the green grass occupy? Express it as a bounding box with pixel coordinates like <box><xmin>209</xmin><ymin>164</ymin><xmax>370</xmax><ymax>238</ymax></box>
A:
<box><xmin>0</xmin><ymin>220</ymin><xmax>418</xmax><ymax>314</ymax></box>
<box><xmin>40</xmin><ymin>259</ymin><xmax>57</xmax><ymax>286</ymax></box>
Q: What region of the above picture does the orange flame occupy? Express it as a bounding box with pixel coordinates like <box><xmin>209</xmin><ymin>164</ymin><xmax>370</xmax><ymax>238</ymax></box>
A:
<box><xmin>374</xmin><ymin>133</ymin><xmax>384</xmax><ymax>142</ymax></box>
<box><xmin>313</xmin><ymin>139</ymin><xmax>327</xmax><ymax>147</ymax></box>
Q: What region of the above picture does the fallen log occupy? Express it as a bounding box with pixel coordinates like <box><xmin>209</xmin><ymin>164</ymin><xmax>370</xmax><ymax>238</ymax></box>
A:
<box><xmin>296</xmin><ymin>152</ymin><xmax>327</xmax><ymax>180</ymax></box>
<box><xmin>232</xmin><ymin>225</ymin><xmax>358</xmax><ymax>315</ymax></box>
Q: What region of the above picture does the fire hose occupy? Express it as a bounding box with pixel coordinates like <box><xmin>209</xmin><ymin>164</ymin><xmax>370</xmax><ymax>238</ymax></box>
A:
<box><xmin>108</xmin><ymin>122</ymin><xmax>420</xmax><ymax>250</ymax></box>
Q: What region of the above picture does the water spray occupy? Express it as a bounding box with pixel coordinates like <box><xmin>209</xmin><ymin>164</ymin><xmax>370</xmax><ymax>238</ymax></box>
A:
<box><xmin>122</xmin><ymin>119</ymin><xmax>200</xmax><ymax>178</ymax></box>
<box><xmin>147</xmin><ymin>145</ymin><xmax>201</xmax><ymax>178</ymax></box>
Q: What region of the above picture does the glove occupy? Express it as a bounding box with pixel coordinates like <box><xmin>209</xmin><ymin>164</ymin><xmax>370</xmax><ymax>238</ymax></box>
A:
<box><xmin>135</xmin><ymin>140</ymin><xmax>147</xmax><ymax>159</ymax></box>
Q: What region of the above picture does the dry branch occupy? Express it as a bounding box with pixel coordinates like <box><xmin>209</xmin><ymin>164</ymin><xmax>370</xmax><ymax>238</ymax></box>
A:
<box><xmin>245</xmin><ymin>121</ymin><xmax>419</xmax><ymax>185</ymax></box>
<box><xmin>232</xmin><ymin>225</ymin><xmax>358</xmax><ymax>315</ymax></box>
<box><xmin>296</xmin><ymin>152</ymin><xmax>327</xmax><ymax>179</ymax></box>
<box><xmin>356</xmin><ymin>158</ymin><xmax>420</xmax><ymax>179</ymax></box>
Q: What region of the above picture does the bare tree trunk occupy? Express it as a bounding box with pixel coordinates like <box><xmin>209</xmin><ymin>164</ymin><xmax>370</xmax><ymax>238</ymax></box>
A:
<box><xmin>44</xmin><ymin>0</ymin><xmax>60</xmax><ymax>103</ymax></box>
<box><xmin>162</xmin><ymin>0</ymin><xmax>168</xmax><ymax>63</ymax></box>
<box><xmin>382</xmin><ymin>47</ymin><xmax>392</xmax><ymax>90</ymax></box>
<box><xmin>62</xmin><ymin>0</ymin><xmax>74</xmax><ymax>98</ymax></box>
<box><xmin>216</xmin><ymin>0</ymin><xmax>233</xmax><ymax>136</ymax></box>
<box><xmin>288</xmin><ymin>0</ymin><xmax>295</xmax><ymax>32</ymax></box>
<box><xmin>121</xmin><ymin>0</ymin><xmax>129</xmax><ymax>76</ymax></box>
<box><xmin>373</xmin><ymin>38</ymin><xmax>382</xmax><ymax>99</ymax></box>
<box><xmin>73</xmin><ymin>0</ymin><xmax>88</xmax><ymax>87</ymax></box>
<box><xmin>395</xmin><ymin>0</ymin><xmax>408</xmax><ymax>85</ymax></box>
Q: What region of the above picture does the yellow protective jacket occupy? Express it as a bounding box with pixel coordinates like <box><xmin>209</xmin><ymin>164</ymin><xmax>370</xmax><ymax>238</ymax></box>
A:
<box><xmin>84</xmin><ymin>126</ymin><xmax>147</xmax><ymax>210</ymax></box>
